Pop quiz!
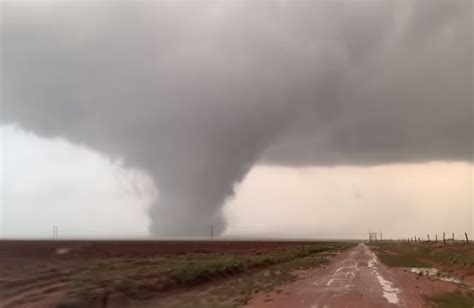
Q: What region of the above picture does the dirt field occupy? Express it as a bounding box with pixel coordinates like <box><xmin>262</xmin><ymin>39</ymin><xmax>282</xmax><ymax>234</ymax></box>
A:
<box><xmin>0</xmin><ymin>240</ymin><xmax>352</xmax><ymax>307</ymax></box>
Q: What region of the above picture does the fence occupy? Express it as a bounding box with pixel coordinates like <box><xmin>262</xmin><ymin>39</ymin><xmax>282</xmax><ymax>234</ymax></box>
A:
<box><xmin>369</xmin><ymin>231</ymin><xmax>470</xmax><ymax>244</ymax></box>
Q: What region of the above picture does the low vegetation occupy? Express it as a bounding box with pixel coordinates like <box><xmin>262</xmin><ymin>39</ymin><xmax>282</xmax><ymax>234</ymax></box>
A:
<box><xmin>169</xmin><ymin>245</ymin><xmax>332</xmax><ymax>285</ymax></box>
<box><xmin>370</xmin><ymin>242</ymin><xmax>474</xmax><ymax>269</ymax></box>
<box><xmin>429</xmin><ymin>291</ymin><xmax>474</xmax><ymax>308</ymax></box>
<box><xmin>156</xmin><ymin>244</ymin><xmax>353</xmax><ymax>307</ymax></box>
<box><xmin>371</xmin><ymin>242</ymin><xmax>474</xmax><ymax>308</ymax></box>
<box><xmin>67</xmin><ymin>242</ymin><xmax>353</xmax><ymax>306</ymax></box>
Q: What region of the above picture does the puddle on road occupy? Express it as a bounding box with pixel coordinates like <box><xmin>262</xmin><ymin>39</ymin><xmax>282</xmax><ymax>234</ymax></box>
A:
<box><xmin>375</xmin><ymin>272</ymin><xmax>400</xmax><ymax>304</ymax></box>
<box><xmin>410</xmin><ymin>268</ymin><xmax>461</xmax><ymax>284</ymax></box>
<box><xmin>364</xmin><ymin>244</ymin><xmax>401</xmax><ymax>305</ymax></box>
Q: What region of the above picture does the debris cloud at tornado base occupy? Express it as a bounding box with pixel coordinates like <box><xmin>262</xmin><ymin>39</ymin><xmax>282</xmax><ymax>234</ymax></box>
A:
<box><xmin>1</xmin><ymin>1</ymin><xmax>471</xmax><ymax>237</ymax></box>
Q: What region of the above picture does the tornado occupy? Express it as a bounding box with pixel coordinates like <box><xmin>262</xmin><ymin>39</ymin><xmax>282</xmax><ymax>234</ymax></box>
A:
<box><xmin>1</xmin><ymin>0</ymin><xmax>471</xmax><ymax>237</ymax></box>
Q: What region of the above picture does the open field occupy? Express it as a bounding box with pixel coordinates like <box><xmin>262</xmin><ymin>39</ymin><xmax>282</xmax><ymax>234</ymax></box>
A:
<box><xmin>370</xmin><ymin>242</ymin><xmax>474</xmax><ymax>307</ymax></box>
<box><xmin>0</xmin><ymin>240</ymin><xmax>353</xmax><ymax>307</ymax></box>
<box><xmin>3</xmin><ymin>240</ymin><xmax>472</xmax><ymax>307</ymax></box>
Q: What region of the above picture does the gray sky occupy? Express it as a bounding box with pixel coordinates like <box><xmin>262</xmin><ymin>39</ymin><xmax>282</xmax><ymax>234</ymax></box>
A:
<box><xmin>1</xmin><ymin>0</ymin><xmax>472</xmax><ymax>239</ymax></box>
<box><xmin>1</xmin><ymin>125</ymin><xmax>472</xmax><ymax>239</ymax></box>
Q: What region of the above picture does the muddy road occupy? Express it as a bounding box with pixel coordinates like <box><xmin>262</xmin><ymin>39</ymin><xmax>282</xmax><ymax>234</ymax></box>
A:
<box><xmin>248</xmin><ymin>243</ymin><xmax>450</xmax><ymax>307</ymax></box>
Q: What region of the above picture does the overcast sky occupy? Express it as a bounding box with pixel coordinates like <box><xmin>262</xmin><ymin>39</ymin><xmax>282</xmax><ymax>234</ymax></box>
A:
<box><xmin>2</xmin><ymin>125</ymin><xmax>472</xmax><ymax>239</ymax></box>
<box><xmin>1</xmin><ymin>0</ymin><xmax>472</xmax><ymax>239</ymax></box>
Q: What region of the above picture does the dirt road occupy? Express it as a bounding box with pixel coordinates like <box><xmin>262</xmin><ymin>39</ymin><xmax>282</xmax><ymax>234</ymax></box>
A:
<box><xmin>247</xmin><ymin>243</ymin><xmax>429</xmax><ymax>307</ymax></box>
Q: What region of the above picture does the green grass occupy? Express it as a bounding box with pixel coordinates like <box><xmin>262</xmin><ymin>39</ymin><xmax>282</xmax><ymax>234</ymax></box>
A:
<box><xmin>372</xmin><ymin>244</ymin><xmax>431</xmax><ymax>267</ymax></box>
<box><xmin>371</xmin><ymin>243</ymin><xmax>474</xmax><ymax>308</ymax></box>
<box><xmin>429</xmin><ymin>245</ymin><xmax>474</xmax><ymax>267</ymax></box>
<box><xmin>168</xmin><ymin>244</ymin><xmax>344</xmax><ymax>286</ymax></box>
<box><xmin>169</xmin><ymin>257</ymin><xmax>247</xmax><ymax>285</ymax></box>
<box><xmin>158</xmin><ymin>247</ymin><xmax>343</xmax><ymax>307</ymax></box>
<box><xmin>430</xmin><ymin>292</ymin><xmax>474</xmax><ymax>308</ymax></box>
<box><xmin>376</xmin><ymin>253</ymin><xmax>430</xmax><ymax>267</ymax></box>
<box><xmin>371</xmin><ymin>242</ymin><xmax>474</xmax><ymax>269</ymax></box>
<box><xmin>68</xmin><ymin>243</ymin><xmax>353</xmax><ymax>301</ymax></box>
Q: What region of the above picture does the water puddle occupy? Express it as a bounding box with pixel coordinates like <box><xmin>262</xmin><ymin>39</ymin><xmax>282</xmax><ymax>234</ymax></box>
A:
<box><xmin>375</xmin><ymin>272</ymin><xmax>400</xmax><ymax>304</ymax></box>
<box><xmin>410</xmin><ymin>268</ymin><xmax>461</xmax><ymax>284</ymax></box>
<box><xmin>363</xmin><ymin>244</ymin><xmax>400</xmax><ymax>304</ymax></box>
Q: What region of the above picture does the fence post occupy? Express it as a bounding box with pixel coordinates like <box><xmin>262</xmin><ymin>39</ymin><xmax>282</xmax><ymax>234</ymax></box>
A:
<box><xmin>452</xmin><ymin>233</ymin><xmax>455</xmax><ymax>243</ymax></box>
<box><xmin>465</xmin><ymin>232</ymin><xmax>469</xmax><ymax>244</ymax></box>
<box><xmin>443</xmin><ymin>232</ymin><xmax>446</xmax><ymax>244</ymax></box>
<box><xmin>435</xmin><ymin>234</ymin><xmax>438</xmax><ymax>243</ymax></box>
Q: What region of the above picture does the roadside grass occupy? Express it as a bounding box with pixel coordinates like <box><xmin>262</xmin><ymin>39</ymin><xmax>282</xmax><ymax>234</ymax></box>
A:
<box><xmin>429</xmin><ymin>291</ymin><xmax>474</xmax><ymax>308</ymax></box>
<box><xmin>372</xmin><ymin>243</ymin><xmax>474</xmax><ymax>308</ymax></box>
<box><xmin>429</xmin><ymin>245</ymin><xmax>474</xmax><ymax>268</ymax></box>
<box><xmin>157</xmin><ymin>246</ymin><xmax>345</xmax><ymax>307</ymax></box>
<box><xmin>371</xmin><ymin>242</ymin><xmax>474</xmax><ymax>269</ymax></box>
<box><xmin>68</xmin><ymin>242</ymin><xmax>353</xmax><ymax>303</ymax></box>
<box><xmin>168</xmin><ymin>245</ymin><xmax>340</xmax><ymax>286</ymax></box>
<box><xmin>371</xmin><ymin>243</ymin><xmax>431</xmax><ymax>267</ymax></box>
<box><xmin>68</xmin><ymin>257</ymin><xmax>173</xmax><ymax>298</ymax></box>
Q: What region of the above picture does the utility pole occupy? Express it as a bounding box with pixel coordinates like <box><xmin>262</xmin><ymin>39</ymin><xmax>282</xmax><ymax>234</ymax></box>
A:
<box><xmin>369</xmin><ymin>230</ymin><xmax>379</xmax><ymax>243</ymax></box>
<box><xmin>52</xmin><ymin>225</ymin><xmax>58</xmax><ymax>240</ymax></box>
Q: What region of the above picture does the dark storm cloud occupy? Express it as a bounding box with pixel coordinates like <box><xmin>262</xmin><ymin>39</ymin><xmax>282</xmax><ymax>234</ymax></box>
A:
<box><xmin>1</xmin><ymin>0</ymin><xmax>472</xmax><ymax>236</ymax></box>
